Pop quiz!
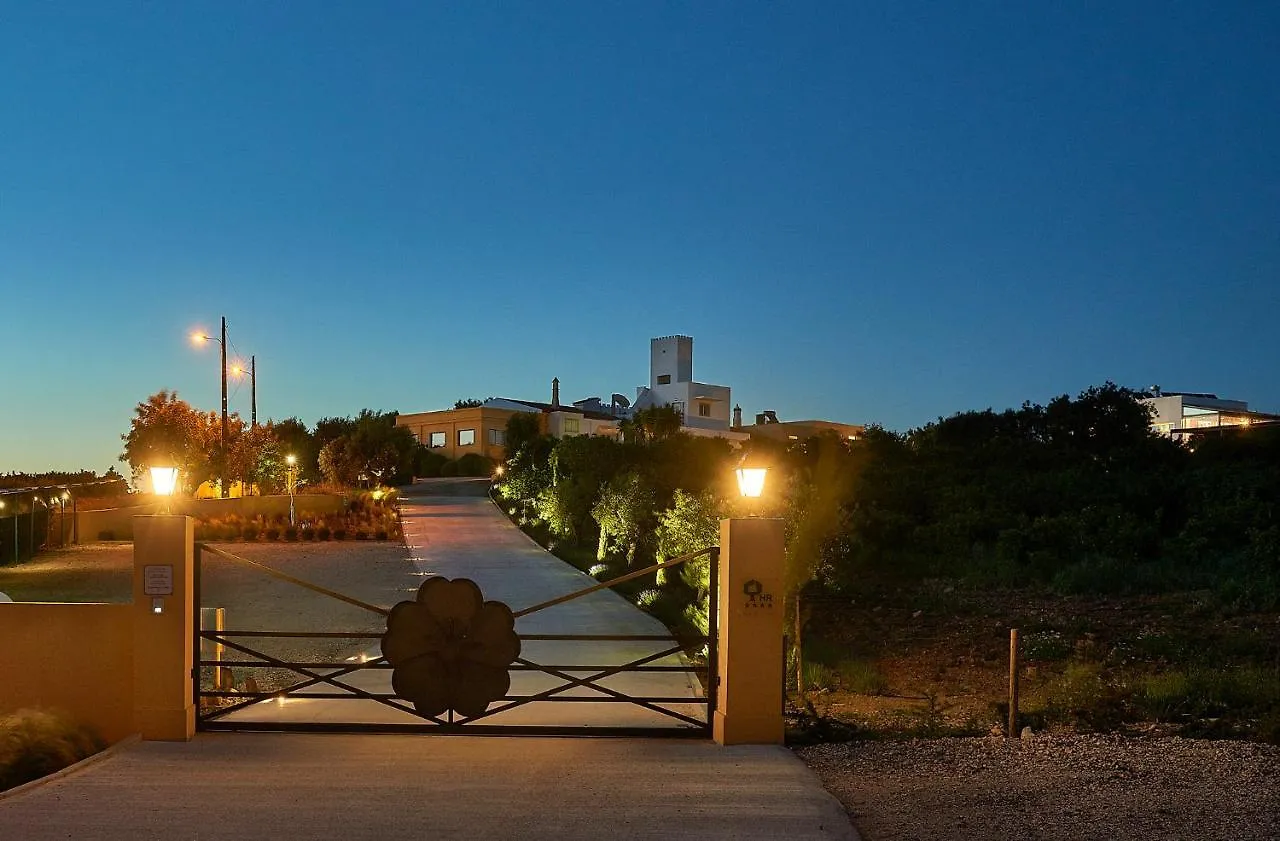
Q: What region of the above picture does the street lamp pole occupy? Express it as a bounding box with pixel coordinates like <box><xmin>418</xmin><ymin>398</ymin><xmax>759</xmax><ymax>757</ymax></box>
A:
<box><xmin>286</xmin><ymin>455</ymin><xmax>298</xmax><ymax>526</ymax></box>
<box><xmin>250</xmin><ymin>354</ymin><xmax>257</xmax><ymax>428</ymax></box>
<box><xmin>220</xmin><ymin>316</ymin><xmax>228</xmax><ymax>493</ymax></box>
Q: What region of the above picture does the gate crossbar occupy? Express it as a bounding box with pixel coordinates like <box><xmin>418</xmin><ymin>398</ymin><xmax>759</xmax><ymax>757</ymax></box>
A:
<box><xmin>197</xmin><ymin>543</ymin><xmax>388</xmax><ymax>617</ymax></box>
<box><xmin>513</xmin><ymin>546</ymin><xmax>715</xmax><ymax>618</ymax></box>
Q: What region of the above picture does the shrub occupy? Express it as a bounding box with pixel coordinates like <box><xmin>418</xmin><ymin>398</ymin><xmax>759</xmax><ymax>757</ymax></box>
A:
<box><xmin>300</xmin><ymin>528</ymin><xmax>315</xmax><ymax>542</ymax></box>
<box><xmin>241</xmin><ymin>525</ymin><xmax>259</xmax><ymax>541</ymax></box>
<box><xmin>837</xmin><ymin>660</ymin><xmax>889</xmax><ymax>695</ymax></box>
<box><xmin>264</xmin><ymin>527</ymin><xmax>280</xmax><ymax>541</ymax></box>
<box><xmin>456</xmin><ymin>453</ymin><xmax>495</xmax><ymax>477</ymax></box>
<box><xmin>0</xmin><ymin>708</ymin><xmax>104</xmax><ymax>792</ymax></box>
<box><xmin>354</xmin><ymin>528</ymin><xmax>369</xmax><ymax>541</ymax></box>
<box><xmin>284</xmin><ymin>526</ymin><xmax>298</xmax><ymax>541</ymax></box>
<box><xmin>333</xmin><ymin>528</ymin><xmax>347</xmax><ymax>540</ymax></box>
<box><xmin>97</xmin><ymin>530</ymin><xmax>115</xmax><ymax>541</ymax></box>
<box><xmin>374</xmin><ymin>529</ymin><xmax>388</xmax><ymax>541</ymax></box>
<box><xmin>316</xmin><ymin>526</ymin><xmax>331</xmax><ymax>541</ymax></box>
<box><xmin>801</xmin><ymin>662</ymin><xmax>836</xmax><ymax>692</ymax></box>
<box><xmin>439</xmin><ymin>460</ymin><xmax>460</xmax><ymax>478</ymax></box>
<box><xmin>635</xmin><ymin>588</ymin><xmax>661</xmax><ymax>608</ymax></box>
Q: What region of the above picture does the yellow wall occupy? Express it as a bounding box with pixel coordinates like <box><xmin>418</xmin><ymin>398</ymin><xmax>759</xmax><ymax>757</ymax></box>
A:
<box><xmin>0</xmin><ymin>603</ymin><xmax>136</xmax><ymax>743</ymax></box>
<box><xmin>396</xmin><ymin>406</ymin><xmax>515</xmax><ymax>462</ymax></box>
<box><xmin>735</xmin><ymin>419</ymin><xmax>866</xmax><ymax>443</ymax></box>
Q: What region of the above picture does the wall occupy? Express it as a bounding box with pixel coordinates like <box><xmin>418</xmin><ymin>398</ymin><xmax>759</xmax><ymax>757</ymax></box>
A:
<box><xmin>736</xmin><ymin>420</ymin><xmax>866</xmax><ymax>443</ymax></box>
<box><xmin>77</xmin><ymin>494</ymin><xmax>344</xmax><ymax>541</ymax></box>
<box><xmin>0</xmin><ymin>603</ymin><xmax>136</xmax><ymax>743</ymax></box>
<box><xmin>396</xmin><ymin>406</ymin><xmax>515</xmax><ymax>462</ymax></box>
<box><xmin>650</xmin><ymin>335</ymin><xmax>694</xmax><ymax>387</ymax></box>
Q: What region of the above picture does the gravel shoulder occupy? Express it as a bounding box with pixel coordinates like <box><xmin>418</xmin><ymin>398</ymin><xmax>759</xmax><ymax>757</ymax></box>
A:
<box><xmin>798</xmin><ymin>735</ymin><xmax>1280</xmax><ymax>841</ymax></box>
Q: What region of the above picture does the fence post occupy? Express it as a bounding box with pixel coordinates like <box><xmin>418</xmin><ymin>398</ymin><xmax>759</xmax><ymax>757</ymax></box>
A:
<box><xmin>794</xmin><ymin>594</ymin><xmax>804</xmax><ymax>694</ymax></box>
<box><xmin>1008</xmin><ymin>628</ymin><xmax>1020</xmax><ymax>737</ymax></box>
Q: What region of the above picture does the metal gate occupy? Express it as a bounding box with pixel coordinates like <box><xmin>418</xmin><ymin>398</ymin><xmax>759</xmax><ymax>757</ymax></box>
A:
<box><xmin>195</xmin><ymin>542</ymin><xmax>718</xmax><ymax>737</ymax></box>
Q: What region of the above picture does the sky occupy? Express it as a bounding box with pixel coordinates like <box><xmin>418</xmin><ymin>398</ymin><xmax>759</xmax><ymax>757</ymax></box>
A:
<box><xmin>2</xmin><ymin>2</ymin><xmax>1278</xmax><ymax>474</ymax></box>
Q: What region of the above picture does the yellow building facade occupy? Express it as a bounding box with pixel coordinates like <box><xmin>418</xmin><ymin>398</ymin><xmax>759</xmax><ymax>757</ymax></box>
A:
<box><xmin>395</xmin><ymin>406</ymin><xmax>517</xmax><ymax>462</ymax></box>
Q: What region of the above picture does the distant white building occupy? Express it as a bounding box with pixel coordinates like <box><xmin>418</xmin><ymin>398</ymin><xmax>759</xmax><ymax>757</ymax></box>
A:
<box><xmin>632</xmin><ymin>336</ymin><xmax>747</xmax><ymax>442</ymax></box>
<box><xmin>1141</xmin><ymin>389</ymin><xmax>1279</xmax><ymax>437</ymax></box>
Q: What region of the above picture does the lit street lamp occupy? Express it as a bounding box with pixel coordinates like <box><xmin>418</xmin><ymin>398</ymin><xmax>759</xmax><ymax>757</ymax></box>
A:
<box><xmin>192</xmin><ymin>316</ymin><xmax>229</xmax><ymax>497</ymax></box>
<box><xmin>150</xmin><ymin>464</ymin><xmax>180</xmax><ymax>514</ymax></box>
<box><xmin>735</xmin><ymin>451</ymin><xmax>770</xmax><ymax>501</ymax></box>
<box><xmin>230</xmin><ymin>355</ymin><xmax>257</xmax><ymax>427</ymax></box>
<box><xmin>286</xmin><ymin>454</ymin><xmax>298</xmax><ymax>525</ymax></box>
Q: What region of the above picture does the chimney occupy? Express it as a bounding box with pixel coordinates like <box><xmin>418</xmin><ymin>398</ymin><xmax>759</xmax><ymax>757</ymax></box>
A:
<box><xmin>552</xmin><ymin>377</ymin><xmax>560</xmax><ymax>407</ymax></box>
<box><xmin>733</xmin><ymin>404</ymin><xmax>742</xmax><ymax>427</ymax></box>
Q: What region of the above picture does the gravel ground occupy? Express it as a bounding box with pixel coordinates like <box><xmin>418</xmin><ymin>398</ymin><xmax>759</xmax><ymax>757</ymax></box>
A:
<box><xmin>798</xmin><ymin>734</ymin><xmax>1280</xmax><ymax>841</ymax></box>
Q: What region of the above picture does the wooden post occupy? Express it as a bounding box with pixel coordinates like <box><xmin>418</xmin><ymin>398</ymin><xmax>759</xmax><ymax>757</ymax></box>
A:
<box><xmin>794</xmin><ymin>595</ymin><xmax>803</xmax><ymax>694</ymax></box>
<box><xmin>1008</xmin><ymin>628</ymin><xmax>1020</xmax><ymax>737</ymax></box>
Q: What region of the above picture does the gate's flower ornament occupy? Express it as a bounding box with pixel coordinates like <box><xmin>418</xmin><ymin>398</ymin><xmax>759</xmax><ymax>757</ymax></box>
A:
<box><xmin>381</xmin><ymin>576</ymin><xmax>520</xmax><ymax>718</ymax></box>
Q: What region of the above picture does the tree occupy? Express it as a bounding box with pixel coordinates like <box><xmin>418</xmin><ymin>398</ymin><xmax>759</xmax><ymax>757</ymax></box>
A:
<box><xmin>120</xmin><ymin>390</ymin><xmax>216</xmax><ymax>492</ymax></box>
<box><xmin>504</xmin><ymin>412</ymin><xmax>546</xmax><ymax>462</ymax></box>
<box><xmin>227</xmin><ymin>421</ymin><xmax>284</xmax><ymax>494</ymax></box>
<box><xmin>592</xmin><ymin>471</ymin><xmax>657</xmax><ymax>564</ymax></box>
<box><xmin>318</xmin><ymin>438</ymin><xmax>360</xmax><ymax>485</ymax></box>
<box><xmin>622</xmin><ymin>405</ymin><xmax>683</xmax><ymax>444</ymax></box>
<box><xmin>273</xmin><ymin>417</ymin><xmax>319</xmax><ymax>483</ymax></box>
<box><xmin>454</xmin><ymin>398</ymin><xmax>485</xmax><ymax>409</ymax></box>
<box><xmin>656</xmin><ymin>489</ymin><xmax>724</xmax><ymax>592</ymax></box>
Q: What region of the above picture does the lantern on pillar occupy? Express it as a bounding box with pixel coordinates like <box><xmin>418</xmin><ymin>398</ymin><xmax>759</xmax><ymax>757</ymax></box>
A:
<box><xmin>735</xmin><ymin>451</ymin><xmax>770</xmax><ymax>500</ymax></box>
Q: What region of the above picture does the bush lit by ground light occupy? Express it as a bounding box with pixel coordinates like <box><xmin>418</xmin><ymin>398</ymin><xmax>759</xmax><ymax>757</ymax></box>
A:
<box><xmin>0</xmin><ymin>708</ymin><xmax>104</xmax><ymax>791</ymax></box>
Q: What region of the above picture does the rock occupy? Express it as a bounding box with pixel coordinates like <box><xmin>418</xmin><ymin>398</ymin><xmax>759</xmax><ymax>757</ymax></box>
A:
<box><xmin>1021</xmin><ymin>726</ymin><xmax>1034</xmax><ymax>740</ymax></box>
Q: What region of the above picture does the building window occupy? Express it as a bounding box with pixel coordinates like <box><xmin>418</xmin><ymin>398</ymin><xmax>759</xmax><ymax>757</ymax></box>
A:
<box><xmin>698</xmin><ymin>402</ymin><xmax>711</xmax><ymax>417</ymax></box>
<box><xmin>563</xmin><ymin>417</ymin><xmax>580</xmax><ymax>436</ymax></box>
<box><xmin>488</xmin><ymin>428</ymin><xmax>506</xmax><ymax>445</ymax></box>
<box><xmin>428</xmin><ymin>432</ymin><xmax>446</xmax><ymax>448</ymax></box>
<box><xmin>657</xmin><ymin>374</ymin><xmax>671</xmax><ymax>385</ymax></box>
<box><xmin>458</xmin><ymin>429</ymin><xmax>475</xmax><ymax>446</ymax></box>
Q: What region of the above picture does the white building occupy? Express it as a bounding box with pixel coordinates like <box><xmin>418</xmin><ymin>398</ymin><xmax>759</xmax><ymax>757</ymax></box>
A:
<box><xmin>1141</xmin><ymin>389</ymin><xmax>1279</xmax><ymax>436</ymax></box>
<box><xmin>632</xmin><ymin>336</ymin><xmax>747</xmax><ymax>442</ymax></box>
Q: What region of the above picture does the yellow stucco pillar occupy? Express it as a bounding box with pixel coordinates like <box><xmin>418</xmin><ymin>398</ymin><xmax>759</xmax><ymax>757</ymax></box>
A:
<box><xmin>714</xmin><ymin>517</ymin><xmax>786</xmax><ymax>745</ymax></box>
<box><xmin>132</xmin><ymin>515</ymin><xmax>195</xmax><ymax>741</ymax></box>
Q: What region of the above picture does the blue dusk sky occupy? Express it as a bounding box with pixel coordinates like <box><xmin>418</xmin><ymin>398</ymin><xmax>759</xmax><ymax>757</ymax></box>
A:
<box><xmin>2</xmin><ymin>2</ymin><xmax>1278</xmax><ymax>474</ymax></box>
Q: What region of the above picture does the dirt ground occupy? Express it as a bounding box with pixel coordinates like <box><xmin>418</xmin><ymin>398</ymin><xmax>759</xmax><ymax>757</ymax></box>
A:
<box><xmin>799</xmin><ymin>584</ymin><xmax>1280</xmax><ymax>736</ymax></box>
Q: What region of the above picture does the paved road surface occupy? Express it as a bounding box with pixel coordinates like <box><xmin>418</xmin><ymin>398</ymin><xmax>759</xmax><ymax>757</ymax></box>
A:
<box><xmin>0</xmin><ymin>734</ymin><xmax>857</xmax><ymax>840</ymax></box>
<box><xmin>222</xmin><ymin>478</ymin><xmax>704</xmax><ymax>730</ymax></box>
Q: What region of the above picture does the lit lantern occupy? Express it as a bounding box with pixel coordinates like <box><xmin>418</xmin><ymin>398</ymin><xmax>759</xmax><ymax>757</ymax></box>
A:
<box><xmin>150</xmin><ymin>465</ymin><xmax>180</xmax><ymax>497</ymax></box>
<box><xmin>735</xmin><ymin>452</ymin><xmax>769</xmax><ymax>499</ymax></box>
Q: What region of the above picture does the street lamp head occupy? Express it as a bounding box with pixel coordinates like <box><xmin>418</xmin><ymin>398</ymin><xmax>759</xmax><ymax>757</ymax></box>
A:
<box><xmin>735</xmin><ymin>450</ymin><xmax>770</xmax><ymax>499</ymax></box>
<box><xmin>150</xmin><ymin>465</ymin><xmax>180</xmax><ymax>498</ymax></box>
<box><xmin>286</xmin><ymin>454</ymin><xmax>297</xmax><ymax>466</ymax></box>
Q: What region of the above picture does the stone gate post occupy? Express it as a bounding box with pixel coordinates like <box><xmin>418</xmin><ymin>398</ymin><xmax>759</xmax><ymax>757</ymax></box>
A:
<box><xmin>132</xmin><ymin>515</ymin><xmax>195</xmax><ymax>741</ymax></box>
<box><xmin>714</xmin><ymin>517</ymin><xmax>786</xmax><ymax>745</ymax></box>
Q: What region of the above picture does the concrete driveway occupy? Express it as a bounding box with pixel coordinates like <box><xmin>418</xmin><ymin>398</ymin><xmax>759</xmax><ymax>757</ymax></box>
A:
<box><xmin>221</xmin><ymin>478</ymin><xmax>704</xmax><ymax>730</ymax></box>
<box><xmin>0</xmin><ymin>734</ymin><xmax>857</xmax><ymax>840</ymax></box>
